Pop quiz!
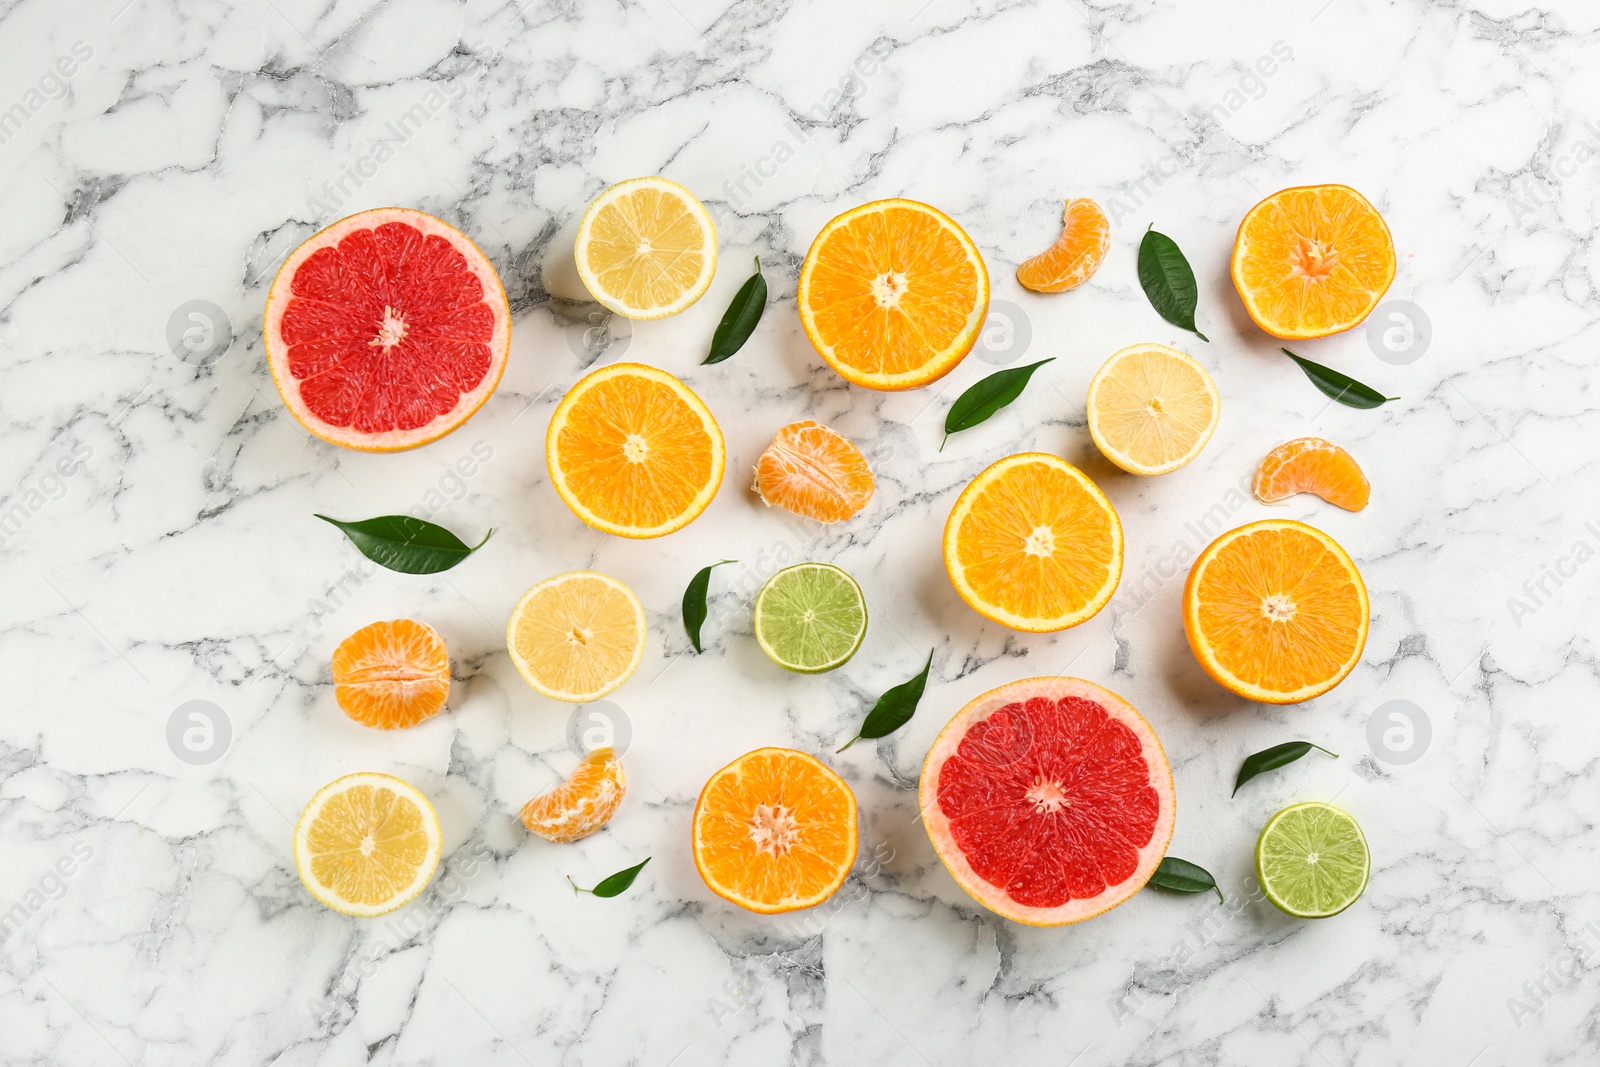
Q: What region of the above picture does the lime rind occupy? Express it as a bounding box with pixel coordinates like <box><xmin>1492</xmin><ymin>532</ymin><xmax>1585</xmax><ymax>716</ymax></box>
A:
<box><xmin>1255</xmin><ymin>801</ymin><xmax>1370</xmax><ymax>918</ymax></box>
<box><xmin>753</xmin><ymin>563</ymin><xmax>867</xmax><ymax>673</ymax></box>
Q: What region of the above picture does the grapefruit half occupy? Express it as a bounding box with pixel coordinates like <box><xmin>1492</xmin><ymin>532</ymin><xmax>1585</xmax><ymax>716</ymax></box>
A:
<box><xmin>920</xmin><ymin>677</ymin><xmax>1175</xmax><ymax>926</ymax></box>
<box><xmin>264</xmin><ymin>208</ymin><xmax>511</xmax><ymax>452</ymax></box>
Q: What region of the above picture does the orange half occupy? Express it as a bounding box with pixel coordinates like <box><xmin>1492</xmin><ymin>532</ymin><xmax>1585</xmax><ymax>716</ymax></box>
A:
<box><xmin>331</xmin><ymin>619</ymin><xmax>450</xmax><ymax>729</ymax></box>
<box><xmin>1254</xmin><ymin>437</ymin><xmax>1370</xmax><ymax>511</ymax></box>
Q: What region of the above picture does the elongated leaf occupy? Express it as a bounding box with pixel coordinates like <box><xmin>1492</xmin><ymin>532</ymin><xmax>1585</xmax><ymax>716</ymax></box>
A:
<box><xmin>941</xmin><ymin>359</ymin><xmax>1055</xmax><ymax>450</ymax></box>
<box><xmin>1233</xmin><ymin>740</ymin><xmax>1338</xmax><ymax>796</ymax></box>
<box><xmin>1282</xmin><ymin>349</ymin><xmax>1397</xmax><ymax>409</ymax></box>
<box><xmin>704</xmin><ymin>257</ymin><xmax>767</xmax><ymax>364</ymax></box>
<box><xmin>1148</xmin><ymin>857</ymin><xmax>1223</xmax><ymax>903</ymax></box>
<box><xmin>315</xmin><ymin>514</ymin><xmax>491</xmax><ymax>574</ymax></box>
<box><xmin>838</xmin><ymin>649</ymin><xmax>934</xmax><ymax>751</ymax></box>
<box><xmin>1137</xmin><ymin>226</ymin><xmax>1208</xmax><ymax>341</ymax></box>
<box><xmin>569</xmin><ymin>858</ymin><xmax>650</xmax><ymax>898</ymax></box>
<box><xmin>682</xmin><ymin>560</ymin><xmax>735</xmax><ymax>654</ymax></box>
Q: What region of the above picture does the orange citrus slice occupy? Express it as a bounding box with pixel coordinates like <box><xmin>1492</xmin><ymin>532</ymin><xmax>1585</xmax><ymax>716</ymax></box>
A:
<box><xmin>1254</xmin><ymin>437</ymin><xmax>1370</xmax><ymax>511</ymax></box>
<box><xmin>1086</xmin><ymin>343</ymin><xmax>1220</xmax><ymax>475</ymax></box>
<box><xmin>1183</xmin><ymin>519</ymin><xmax>1369</xmax><ymax>704</ymax></box>
<box><xmin>294</xmin><ymin>772</ymin><xmax>442</xmax><ymax>917</ymax></box>
<box><xmin>331</xmin><ymin>619</ymin><xmax>451</xmax><ymax>729</ymax></box>
<box><xmin>753</xmin><ymin>420</ymin><xmax>875</xmax><ymax>523</ymax></box>
<box><xmin>546</xmin><ymin>362</ymin><xmax>725</xmax><ymax>538</ymax></box>
<box><xmin>520</xmin><ymin>747</ymin><xmax>627</xmax><ymax>843</ymax></box>
<box><xmin>1016</xmin><ymin>198</ymin><xmax>1109</xmax><ymax>293</ymax></box>
<box><xmin>574</xmin><ymin>176</ymin><xmax>717</xmax><ymax>319</ymax></box>
<box><xmin>506</xmin><ymin>571</ymin><xmax>646</xmax><ymax>703</ymax></box>
<box><xmin>798</xmin><ymin>199</ymin><xmax>989</xmax><ymax>391</ymax></box>
<box><xmin>692</xmin><ymin>747</ymin><xmax>858</xmax><ymax>914</ymax></box>
<box><xmin>943</xmin><ymin>453</ymin><xmax>1123</xmax><ymax>632</ymax></box>
<box><xmin>1231</xmin><ymin>184</ymin><xmax>1396</xmax><ymax>340</ymax></box>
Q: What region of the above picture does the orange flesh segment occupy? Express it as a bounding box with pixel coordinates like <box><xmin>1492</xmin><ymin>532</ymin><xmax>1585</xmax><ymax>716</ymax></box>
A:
<box><xmin>1254</xmin><ymin>437</ymin><xmax>1370</xmax><ymax>511</ymax></box>
<box><xmin>754</xmin><ymin>420</ymin><xmax>875</xmax><ymax>523</ymax></box>
<box><xmin>305</xmin><ymin>784</ymin><xmax>431</xmax><ymax>906</ymax></box>
<box><xmin>520</xmin><ymin>747</ymin><xmax>627</xmax><ymax>843</ymax></box>
<box><xmin>1016</xmin><ymin>198</ymin><xmax>1109</xmax><ymax>293</ymax></box>
<box><xmin>331</xmin><ymin>619</ymin><xmax>450</xmax><ymax>729</ymax></box>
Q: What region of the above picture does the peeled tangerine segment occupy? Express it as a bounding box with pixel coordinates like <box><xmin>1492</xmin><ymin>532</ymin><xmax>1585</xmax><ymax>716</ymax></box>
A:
<box><xmin>1253</xmin><ymin>437</ymin><xmax>1370</xmax><ymax>511</ymax></box>
<box><xmin>521</xmin><ymin>747</ymin><xmax>627</xmax><ymax>843</ymax></box>
<box><xmin>754</xmin><ymin>420</ymin><xmax>875</xmax><ymax>523</ymax></box>
<box><xmin>1016</xmin><ymin>198</ymin><xmax>1110</xmax><ymax>293</ymax></box>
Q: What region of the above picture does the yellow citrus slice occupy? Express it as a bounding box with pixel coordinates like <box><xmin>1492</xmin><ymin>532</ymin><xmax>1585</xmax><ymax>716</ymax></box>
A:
<box><xmin>520</xmin><ymin>747</ymin><xmax>627</xmax><ymax>843</ymax></box>
<box><xmin>547</xmin><ymin>362</ymin><xmax>726</xmax><ymax>538</ymax></box>
<box><xmin>798</xmin><ymin>198</ymin><xmax>990</xmax><ymax>391</ymax></box>
<box><xmin>1183</xmin><ymin>519</ymin><xmax>1369</xmax><ymax>704</ymax></box>
<box><xmin>574</xmin><ymin>176</ymin><xmax>717</xmax><ymax>319</ymax></box>
<box><xmin>507</xmin><ymin>571</ymin><xmax>646</xmax><ymax>702</ymax></box>
<box><xmin>943</xmin><ymin>453</ymin><xmax>1123</xmax><ymax>632</ymax></box>
<box><xmin>1086</xmin><ymin>343</ymin><xmax>1221</xmax><ymax>475</ymax></box>
<box><xmin>294</xmin><ymin>772</ymin><xmax>442</xmax><ymax>917</ymax></box>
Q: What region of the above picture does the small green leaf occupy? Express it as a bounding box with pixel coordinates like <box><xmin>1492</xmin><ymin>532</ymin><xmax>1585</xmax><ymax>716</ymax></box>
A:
<box><xmin>569</xmin><ymin>858</ymin><xmax>650</xmax><ymax>898</ymax></box>
<box><xmin>315</xmin><ymin>514</ymin><xmax>491</xmax><ymax>574</ymax></box>
<box><xmin>1137</xmin><ymin>226</ymin><xmax>1209</xmax><ymax>341</ymax></box>
<box><xmin>941</xmin><ymin>359</ymin><xmax>1055</xmax><ymax>449</ymax></box>
<box><xmin>1148</xmin><ymin>857</ymin><xmax>1223</xmax><ymax>903</ymax></box>
<box><xmin>1233</xmin><ymin>740</ymin><xmax>1338</xmax><ymax>796</ymax></box>
<box><xmin>1282</xmin><ymin>349</ymin><xmax>1398</xmax><ymax>409</ymax></box>
<box><xmin>838</xmin><ymin>649</ymin><xmax>934</xmax><ymax>751</ymax></box>
<box><xmin>682</xmin><ymin>560</ymin><xmax>735</xmax><ymax>654</ymax></box>
<box><xmin>704</xmin><ymin>257</ymin><xmax>767</xmax><ymax>364</ymax></box>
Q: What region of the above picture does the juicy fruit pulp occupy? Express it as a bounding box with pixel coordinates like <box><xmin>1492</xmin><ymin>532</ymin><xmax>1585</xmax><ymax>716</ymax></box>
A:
<box><xmin>1231</xmin><ymin>184</ymin><xmax>1396</xmax><ymax>340</ymax></box>
<box><xmin>798</xmin><ymin>199</ymin><xmax>990</xmax><ymax>390</ymax></box>
<box><xmin>264</xmin><ymin>208</ymin><xmax>510</xmax><ymax>451</ymax></box>
<box><xmin>1256</xmin><ymin>802</ymin><xmax>1370</xmax><ymax>917</ymax></box>
<box><xmin>1254</xmin><ymin>437</ymin><xmax>1370</xmax><ymax>511</ymax></box>
<box><xmin>921</xmin><ymin>677</ymin><xmax>1175</xmax><ymax>926</ymax></box>
<box><xmin>574</xmin><ymin>176</ymin><xmax>717</xmax><ymax>319</ymax></box>
<box><xmin>507</xmin><ymin>571</ymin><xmax>646</xmax><ymax>702</ymax></box>
<box><xmin>692</xmin><ymin>747</ymin><xmax>858</xmax><ymax>913</ymax></box>
<box><xmin>1087</xmin><ymin>343</ymin><xmax>1220</xmax><ymax>476</ymax></box>
<box><xmin>1016</xmin><ymin>198</ymin><xmax>1110</xmax><ymax>293</ymax></box>
<box><xmin>521</xmin><ymin>747</ymin><xmax>627</xmax><ymax>843</ymax></box>
<box><xmin>332</xmin><ymin>619</ymin><xmax>451</xmax><ymax>729</ymax></box>
<box><xmin>753</xmin><ymin>563</ymin><xmax>867</xmax><ymax>673</ymax></box>
<box><xmin>547</xmin><ymin>362</ymin><xmax>725</xmax><ymax>538</ymax></box>
<box><xmin>944</xmin><ymin>453</ymin><xmax>1123</xmax><ymax>632</ymax></box>
<box><xmin>753</xmin><ymin>420</ymin><xmax>875</xmax><ymax>523</ymax></box>
<box><xmin>294</xmin><ymin>772</ymin><xmax>442</xmax><ymax>917</ymax></box>
<box><xmin>1183</xmin><ymin>520</ymin><xmax>1369</xmax><ymax>704</ymax></box>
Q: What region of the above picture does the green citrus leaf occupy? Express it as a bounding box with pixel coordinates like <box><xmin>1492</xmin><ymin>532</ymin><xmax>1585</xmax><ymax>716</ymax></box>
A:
<box><xmin>1148</xmin><ymin>856</ymin><xmax>1223</xmax><ymax>903</ymax></box>
<box><xmin>1137</xmin><ymin>226</ymin><xmax>1209</xmax><ymax>341</ymax></box>
<box><xmin>704</xmin><ymin>257</ymin><xmax>767</xmax><ymax>364</ymax></box>
<box><xmin>838</xmin><ymin>649</ymin><xmax>934</xmax><ymax>751</ymax></box>
<box><xmin>1233</xmin><ymin>740</ymin><xmax>1338</xmax><ymax>796</ymax></box>
<box><xmin>682</xmin><ymin>560</ymin><xmax>735</xmax><ymax>654</ymax></box>
<box><xmin>315</xmin><ymin>514</ymin><xmax>490</xmax><ymax>574</ymax></box>
<box><xmin>1282</xmin><ymin>349</ymin><xmax>1398</xmax><ymax>409</ymax></box>
<box><xmin>569</xmin><ymin>858</ymin><xmax>650</xmax><ymax>898</ymax></box>
<box><xmin>941</xmin><ymin>359</ymin><xmax>1055</xmax><ymax>450</ymax></box>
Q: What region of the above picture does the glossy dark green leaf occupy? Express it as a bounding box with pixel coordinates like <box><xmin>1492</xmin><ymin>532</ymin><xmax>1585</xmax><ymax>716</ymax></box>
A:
<box><xmin>683</xmin><ymin>560</ymin><xmax>735</xmax><ymax>654</ymax></box>
<box><xmin>315</xmin><ymin>514</ymin><xmax>491</xmax><ymax>574</ymax></box>
<box><xmin>1137</xmin><ymin>226</ymin><xmax>1209</xmax><ymax>341</ymax></box>
<box><xmin>1148</xmin><ymin>857</ymin><xmax>1223</xmax><ymax>903</ymax></box>
<box><xmin>838</xmin><ymin>649</ymin><xmax>934</xmax><ymax>752</ymax></box>
<box><xmin>941</xmin><ymin>359</ymin><xmax>1055</xmax><ymax>450</ymax></box>
<box><xmin>704</xmin><ymin>257</ymin><xmax>767</xmax><ymax>364</ymax></box>
<box><xmin>1233</xmin><ymin>740</ymin><xmax>1338</xmax><ymax>796</ymax></box>
<box><xmin>1282</xmin><ymin>349</ymin><xmax>1398</xmax><ymax>409</ymax></box>
<box><xmin>569</xmin><ymin>858</ymin><xmax>650</xmax><ymax>898</ymax></box>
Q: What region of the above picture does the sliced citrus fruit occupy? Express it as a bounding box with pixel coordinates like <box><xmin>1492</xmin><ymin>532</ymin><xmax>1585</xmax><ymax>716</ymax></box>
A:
<box><xmin>1230</xmin><ymin>184</ymin><xmax>1396</xmax><ymax>340</ymax></box>
<box><xmin>943</xmin><ymin>453</ymin><xmax>1123</xmax><ymax>632</ymax></box>
<box><xmin>1086</xmin><ymin>343</ymin><xmax>1220</xmax><ymax>476</ymax></box>
<box><xmin>798</xmin><ymin>199</ymin><xmax>990</xmax><ymax>391</ymax></box>
<box><xmin>331</xmin><ymin>619</ymin><xmax>450</xmax><ymax>729</ymax></box>
<box><xmin>1183</xmin><ymin>519</ymin><xmax>1369</xmax><ymax>704</ymax></box>
<box><xmin>1256</xmin><ymin>801</ymin><xmax>1370</xmax><ymax>918</ymax></box>
<box><xmin>1254</xmin><ymin>437</ymin><xmax>1370</xmax><ymax>511</ymax></box>
<box><xmin>546</xmin><ymin>362</ymin><xmax>725</xmax><ymax>538</ymax></box>
<box><xmin>921</xmin><ymin>676</ymin><xmax>1174</xmax><ymax>926</ymax></box>
<box><xmin>520</xmin><ymin>747</ymin><xmax>627</xmax><ymax>843</ymax></box>
<box><xmin>507</xmin><ymin>571</ymin><xmax>646</xmax><ymax>702</ymax></box>
<box><xmin>753</xmin><ymin>420</ymin><xmax>875</xmax><ymax>523</ymax></box>
<box><xmin>264</xmin><ymin>207</ymin><xmax>510</xmax><ymax>452</ymax></box>
<box><xmin>1016</xmin><ymin>197</ymin><xmax>1109</xmax><ymax>293</ymax></box>
<box><xmin>753</xmin><ymin>563</ymin><xmax>867</xmax><ymax>673</ymax></box>
<box><xmin>574</xmin><ymin>176</ymin><xmax>717</xmax><ymax>319</ymax></box>
<box><xmin>692</xmin><ymin>747</ymin><xmax>858</xmax><ymax>913</ymax></box>
<box><xmin>294</xmin><ymin>772</ymin><xmax>442</xmax><ymax>917</ymax></box>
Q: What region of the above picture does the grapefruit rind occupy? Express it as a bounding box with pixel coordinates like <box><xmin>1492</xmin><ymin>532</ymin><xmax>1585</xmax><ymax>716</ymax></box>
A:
<box><xmin>263</xmin><ymin>207</ymin><xmax>511</xmax><ymax>453</ymax></box>
<box><xmin>919</xmin><ymin>677</ymin><xmax>1175</xmax><ymax>927</ymax></box>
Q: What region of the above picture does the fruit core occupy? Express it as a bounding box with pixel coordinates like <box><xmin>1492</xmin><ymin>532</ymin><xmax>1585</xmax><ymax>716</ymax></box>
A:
<box><xmin>623</xmin><ymin>433</ymin><xmax>650</xmax><ymax>463</ymax></box>
<box><xmin>1022</xmin><ymin>525</ymin><xmax>1056</xmax><ymax>557</ymax></box>
<box><xmin>871</xmin><ymin>271</ymin><xmax>909</xmax><ymax>308</ymax></box>
<box><xmin>1262</xmin><ymin>593</ymin><xmax>1297</xmax><ymax>621</ymax></box>
<box><xmin>370</xmin><ymin>306</ymin><xmax>407</xmax><ymax>348</ymax></box>
<box><xmin>748</xmin><ymin>804</ymin><xmax>799</xmax><ymax>855</ymax></box>
<box><xmin>1291</xmin><ymin>238</ymin><xmax>1338</xmax><ymax>280</ymax></box>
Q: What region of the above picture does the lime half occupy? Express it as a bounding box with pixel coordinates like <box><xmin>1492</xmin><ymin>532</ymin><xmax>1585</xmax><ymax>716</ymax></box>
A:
<box><xmin>754</xmin><ymin>563</ymin><xmax>867</xmax><ymax>673</ymax></box>
<box><xmin>1256</xmin><ymin>801</ymin><xmax>1370</xmax><ymax>918</ymax></box>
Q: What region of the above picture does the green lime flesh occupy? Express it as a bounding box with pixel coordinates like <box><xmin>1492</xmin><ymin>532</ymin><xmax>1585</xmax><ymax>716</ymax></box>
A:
<box><xmin>753</xmin><ymin>563</ymin><xmax>867</xmax><ymax>673</ymax></box>
<box><xmin>1255</xmin><ymin>801</ymin><xmax>1370</xmax><ymax>918</ymax></box>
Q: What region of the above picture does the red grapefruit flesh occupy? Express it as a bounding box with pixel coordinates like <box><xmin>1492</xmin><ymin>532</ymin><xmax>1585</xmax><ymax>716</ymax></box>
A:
<box><xmin>264</xmin><ymin>208</ymin><xmax>511</xmax><ymax>452</ymax></box>
<box><xmin>920</xmin><ymin>677</ymin><xmax>1175</xmax><ymax>926</ymax></box>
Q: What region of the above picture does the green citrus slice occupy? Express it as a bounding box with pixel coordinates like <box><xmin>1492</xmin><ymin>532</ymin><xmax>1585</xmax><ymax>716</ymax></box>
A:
<box><xmin>1255</xmin><ymin>801</ymin><xmax>1370</xmax><ymax>918</ymax></box>
<box><xmin>753</xmin><ymin>563</ymin><xmax>867</xmax><ymax>673</ymax></box>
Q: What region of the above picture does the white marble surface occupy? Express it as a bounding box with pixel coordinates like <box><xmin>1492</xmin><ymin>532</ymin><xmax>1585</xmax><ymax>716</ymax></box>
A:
<box><xmin>2</xmin><ymin>0</ymin><xmax>1599</xmax><ymax>1063</ymax></box>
